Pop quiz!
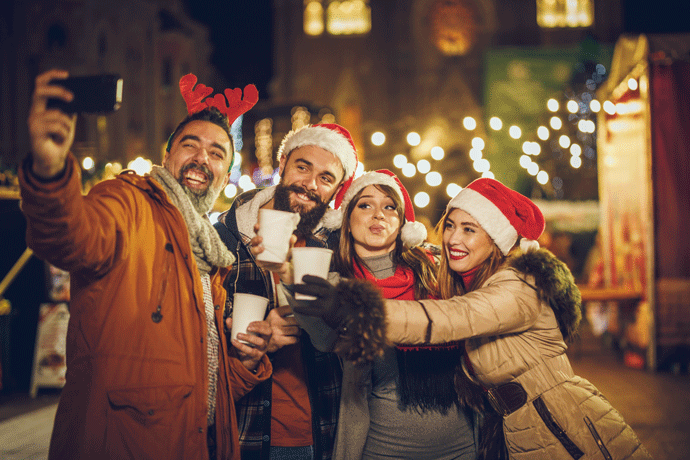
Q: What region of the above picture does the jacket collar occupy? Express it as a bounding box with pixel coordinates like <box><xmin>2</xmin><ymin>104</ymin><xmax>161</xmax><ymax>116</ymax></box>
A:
<box><xmin>506</xmin><ymin>248</ymin><xmax>582</xmax><ymax>341</ymax></box>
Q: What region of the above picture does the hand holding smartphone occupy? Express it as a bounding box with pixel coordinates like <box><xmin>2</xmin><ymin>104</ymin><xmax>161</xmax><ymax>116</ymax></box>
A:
<box><xmin>47</xmin><ymin>74</ymin><xmax>123</xmax><ymax>114</ymax></box>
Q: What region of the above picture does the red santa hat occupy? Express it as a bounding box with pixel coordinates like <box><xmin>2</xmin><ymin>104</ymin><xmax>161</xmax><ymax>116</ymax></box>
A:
<box><xmin>446</xmin><ymin>178</ymin><xmax>545</xmax><ymax>255</ymax></box>
<box><xmin>277</xmin><ymin>123</ymin><xmax>358</xmax><ymax>209</ymax></box>
<box><xmin>323</xmin><ymin>169</ymin><xmax>427</xmax><ymax>248</ymax></box>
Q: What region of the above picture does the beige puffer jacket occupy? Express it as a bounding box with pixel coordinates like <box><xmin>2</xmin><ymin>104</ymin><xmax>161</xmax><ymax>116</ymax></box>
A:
<box><xmin>384</xmin><ymin>249</ymin><xmax>651</xmax><ymax>460</ymax></box>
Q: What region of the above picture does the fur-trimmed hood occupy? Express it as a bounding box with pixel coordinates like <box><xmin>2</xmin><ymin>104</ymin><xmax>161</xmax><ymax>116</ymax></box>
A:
<box><xmin>506</xmin><ymin>248</ymin><xmax>582</xmax><ymax>342</ymax></box>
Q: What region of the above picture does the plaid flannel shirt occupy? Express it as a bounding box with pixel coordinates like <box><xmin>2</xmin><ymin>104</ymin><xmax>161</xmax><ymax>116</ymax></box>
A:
<box><xmin>214</xmin><ymin>188</ymin><xmax>342</xmax><ymax>460</ymax></box>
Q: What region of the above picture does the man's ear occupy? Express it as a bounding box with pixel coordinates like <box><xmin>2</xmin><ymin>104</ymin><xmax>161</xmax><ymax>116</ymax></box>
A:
<box><xmin>329</xmin><ymin>181</ymin><xmax>344</xmax><ymax>203</ymax></box>
<box><xmin>221</xmin><ymin>172</ymin><xmax>231</xmax><ymax>189</ymax></box>
<box><xmin>278</xmin><ymin>153</ymin><xmax>287</xmax><ymax>177</ymax></box>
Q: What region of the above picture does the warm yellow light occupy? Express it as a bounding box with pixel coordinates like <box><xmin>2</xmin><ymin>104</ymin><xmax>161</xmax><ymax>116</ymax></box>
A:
<box><xmin>407</xmin><ymin>132</ymin><xmax>421</xmax><ymax>146</ymax></box>
<box><xmin>473</xmin><ymin>158</ymin><xmax>491</xmax><ymax>173</ymax></box>
<box><xmin>519</xmin><ymin>155</ymin><xmax>532</xmax><ymax>168</ymax></box>
<box><xmin>417</xmin><ymin>159</ymin><xmax>431</xmax><ymax>174</ymax></box>
<box><xmin>393</xmin><ymin>154</ymin><xmax>407</xmax><ymax>168</ymax></box>
<box><xmin>509</xmin><ymin>125</ymin><xmax>522</xmax><ymax>139</ymax></box>
<box><xmin>527</xmin><ymin>163</ymin><xmax>539</xmax><ymax>176</ymax></box>
<box><xmin>603</xmin><ymin>100</ymin><xmax>616</xmax><ymax>115</ymax></box>
<box><xmin>559</xmin><ymin>135</ymin><xmax>571</xmax><ymax>149</ymax></box>
<box><xmin>402</xmin><ymin>163</ymin><xmax>416</xmax><ymax>177</ymax></box>
<box><xmin>522</xmin><ymin>141</ymin><xmax>541</xmax><ymax>156</ymax></box>
<box><xmin>82</xmin><ymin>156</ymin><xmax>95</xmax><ymax>170</ymax></box>
<box><xmin>128</xmin><ymin>157</ymin><xmax>152</xmax><ymax>175</ymax></box>
<box><xmin>469</xmin><ymin>148</ymin><xmax>483</xmax><ymax>161</ymax></box>
<box><xmin>471</xmin><ymin>137</ymin><xmax>485</xmax><ymax>150</ymax></box>
<box><xmin>224</xmin><ymin>183</ymin><xmax>238</xmax><ymax>199</ymax></box>
<box><xmin>430</xmin><ymin>146</ymin><xmax>445</xmax><ymax>160</ymax></box>
<box><xmin>489</xmin><ymin>117</ymin><xmax>503</xmax><ymax>130</ymax></box>
<box><xmin>446</xmin><ymin>183</ymin><xmax>462</xmax><ymax>198</ymax></box>
<box><xmin>570</xmin><ymin>156</ymin><xmax>582</xmax><ymax>168</ymax></box>
<box><xmin>547</xmin><ymin>99</ymin><xmax>559</xmax><ymax>112</ymax></box>
<box><xmin>463</xmin><ymin>116</ymin><xmax>477</xmax><ymax>130</ymax></box>
<box><xmin>537</xmin><ymin>126</ymin><xmax>550</xmax><ymax>140</ymax></box>
<box><xmin>413</xmin><ymin>192</ymin><xmax>430</xmax><ymax>208</ymax></box>
<box><xmin>327</xmin><ymin>0</ymin><xmax>371</xmax><ymax>35</ymax></box>
<box><xmin>482</xmin><ymin>171</ymin><xmax>495</xmax><ymax>179</ymax></box>
<box><xmin>570</xmin><ymin>144</ymin><xmax>582</xmax><ymax>156</ymax></box>
<box><xmin>537</xmin><ymin>0</ymin><xmax>594</xmax><ymax>28</ymax></box>
<box><xmin>239</xmin><ymin>175</ymin><xmax>255</xmax><ymax>190</ymax></box>
<box><xmin>550</xmin><ymin>116</ymin><xmax>562</xmax><ymax>130</ymax></box>
<box><xmin>371</xmin><ymin>131</ymin><xmax>385</xmax><ymax>146</ymax></box>
<box><xmin>627</xmin><ymin>78</ymin><xmax>638</xmax><ymax>91</ymax></box>
<box><xmin>426</xmin><ymin>171</ymin><xmax>442</xmax><ymax>186</ymax></box>
<box><xmin>567</xmin><ymin>100</ymin><xmax>579</xmax><ymax>114</ymax></box>
<box><xmin>590</xmin><ymin>99</ymin><xmax>601</xmax><ymax>112</ymax></box>
<box><xmin>304</xmin><ymin>1</ymin><xmax>324</xmax><ymax>36</ymax></box>
<box><xmin>536</xmin><ymin>170</ymin><xmax>549</xmax><ymax>184</ymax></box>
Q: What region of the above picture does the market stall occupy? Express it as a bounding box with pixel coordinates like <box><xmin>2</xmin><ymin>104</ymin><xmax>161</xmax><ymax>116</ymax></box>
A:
<box><xmin>596</xmin><ymin>33</ymin><xmax>690</xmax><ymax>371</ymax></box>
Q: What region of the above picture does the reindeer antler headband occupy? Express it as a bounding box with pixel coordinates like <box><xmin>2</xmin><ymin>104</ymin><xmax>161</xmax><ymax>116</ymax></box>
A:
<box><xmin>179</xmin><ymin>74</ymin><xmax>258</xmax><ymax>124</ymax></box>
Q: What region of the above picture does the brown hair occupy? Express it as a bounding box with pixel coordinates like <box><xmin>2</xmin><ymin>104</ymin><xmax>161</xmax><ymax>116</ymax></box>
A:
<box><xmin>435</xmin><ymin>208</ymin><xmax>508</xmax><ymax>299</ymax></box>
<box><xmin>335</xmin><ymin>184</ymin><xmax>437</xmax><ymax>299</ymax></box>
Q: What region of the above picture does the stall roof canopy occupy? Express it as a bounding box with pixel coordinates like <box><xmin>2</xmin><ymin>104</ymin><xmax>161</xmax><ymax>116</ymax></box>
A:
<box><xmin>605</xmin><ymin>33</ymin><xmax>690</xmax><ymax>95</ymax></box>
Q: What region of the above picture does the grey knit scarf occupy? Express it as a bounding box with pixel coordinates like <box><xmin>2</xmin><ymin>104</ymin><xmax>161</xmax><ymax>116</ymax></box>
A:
<box><xmin>150</xmin><ymin>166</ymin><xmax>235</xmax><ymax>274</ymax></box>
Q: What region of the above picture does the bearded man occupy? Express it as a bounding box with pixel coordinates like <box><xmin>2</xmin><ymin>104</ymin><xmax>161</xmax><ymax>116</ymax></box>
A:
<box><xmin>213</xmin><ymin>124</ymin><xmax>358</xmax><ymax>460</ymax></box>
<box><xmin>19</xmin><ymin>69</ymin><xmax>272</xmax><ymax>460</ymax></box>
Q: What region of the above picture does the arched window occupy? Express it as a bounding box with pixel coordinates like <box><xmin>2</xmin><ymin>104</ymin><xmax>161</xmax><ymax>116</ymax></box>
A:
<box><xmin>303</xmin><ymin>0</ymin><xmax>371</xmax><ymax>36</ymax></box>
<box><xmin>537</xmin><ymin>0</ymin><xmax>593</xmax><ymax>28</ymax></box>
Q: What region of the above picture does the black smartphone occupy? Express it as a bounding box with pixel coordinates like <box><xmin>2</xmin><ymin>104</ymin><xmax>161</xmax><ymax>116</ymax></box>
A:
<box><xmin>47</xmin><ymin>74</ymin><xmax>123</xmax><ymax>114</ymax></box>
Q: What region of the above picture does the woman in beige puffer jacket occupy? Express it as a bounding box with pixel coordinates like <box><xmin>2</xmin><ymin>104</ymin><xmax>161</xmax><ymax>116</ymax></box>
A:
<box><xmin>295</xmin><ymin>177</ymin><xmax>652</xmax><ymax>460</ymax></box>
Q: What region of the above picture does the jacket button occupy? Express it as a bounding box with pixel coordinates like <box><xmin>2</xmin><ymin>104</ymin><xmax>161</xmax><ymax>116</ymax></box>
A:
<box><xmin>262</xmin><ymin>435</ymin><xmax>270</xmax><ymax>442</ymax></box>
<box><xmin>263</xmin><ymin>400</ymin><xmax>270</xmax><ymax>407</ymax></box>
<box><xmin>199</xmin><ymin>427</ymin><xmax>204</xmax><ymax>433</ymax></box>
<box><xmin>214</xmin><ymin>304</ymin><xmax>220</xmax><ymax>310</ymax></box>
<box><xmin>148</xmin><ymin>409</ymin><xmax>154</xmax><ymax>416</ymax></box>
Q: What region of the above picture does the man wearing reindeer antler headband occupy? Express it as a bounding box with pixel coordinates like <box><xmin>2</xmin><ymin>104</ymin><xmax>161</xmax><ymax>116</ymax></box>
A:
<box><xmin>213</xmin><ymin>123</ymin><xmax>359</xmax><ymax>459</ymax></box>
<box><xmin>19</xmin><ymin>69</ymin><xmax>269</xmax><ymax>460</ymax></box>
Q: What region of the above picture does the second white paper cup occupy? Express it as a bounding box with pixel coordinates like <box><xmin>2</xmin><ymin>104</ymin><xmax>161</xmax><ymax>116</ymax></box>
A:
<box><xmin>292</xmin><ymin>247</ymin><xmax>333</xmax><ymax>300</ymax></box>
<box><xmin>231</xmin><ymin>293</ymin><xmax>269</xmax><ymax>343</ymax></box>
<box><xmin>257</xmin><ymin>209</ymin><xmax>300</xmax><ymax>264</ymax></box>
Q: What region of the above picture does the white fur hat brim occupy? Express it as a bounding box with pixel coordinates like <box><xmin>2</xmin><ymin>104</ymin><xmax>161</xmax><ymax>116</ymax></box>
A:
<box><xmin>277</xmin><ymin>125</ymin><xmax>357</xmax><ymax>179</ymax></box>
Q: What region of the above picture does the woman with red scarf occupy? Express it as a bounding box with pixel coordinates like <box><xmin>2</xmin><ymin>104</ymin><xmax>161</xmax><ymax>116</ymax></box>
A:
<box><xmin>288</xmin><ymin>170</ymin><xmax>480</xmax><ymax>460</ymax></box>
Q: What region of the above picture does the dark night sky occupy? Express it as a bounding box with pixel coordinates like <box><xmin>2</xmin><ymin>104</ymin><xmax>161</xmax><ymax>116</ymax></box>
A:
<box><xmin>182</xmin><ymin>0</ymin><xmax>690</xmax><ymax>99</ymax></box>
<box><xmin>184</xmin><ymin>0</ymin><xmax>274</xmax><ymax>96</ymax></box>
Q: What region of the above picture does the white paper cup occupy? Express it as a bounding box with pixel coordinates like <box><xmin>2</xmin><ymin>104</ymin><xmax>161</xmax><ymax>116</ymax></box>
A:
<box><xmin>257</xmin><ymin>209</ymin><xmax>300</xmax><ymax>263</ymax></box>
<box><xmin>231</xmin><ymin>293</ymin><xmax>269</xmax><ymax>343</ymax></box>
<box><xmin>292</xmin><ymin>247</ymin><xmax>333</xmax><ymax>300</ymax></box>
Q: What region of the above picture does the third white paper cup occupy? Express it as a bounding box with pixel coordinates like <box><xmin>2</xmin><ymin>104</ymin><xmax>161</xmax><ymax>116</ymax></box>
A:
<box><xmin>292</xmin><ymin>247</ymin><xmax>333</xmax><ymax>300</ymax></box>
<box><xmin>231</xmin><ymin>293</ymin><xmax>269</xmax><ymax>343</ymax></box>
<box><xmin>257</xmin><ymin>209</ymin><xmax>300</xmax><ymax>264</ymax></box>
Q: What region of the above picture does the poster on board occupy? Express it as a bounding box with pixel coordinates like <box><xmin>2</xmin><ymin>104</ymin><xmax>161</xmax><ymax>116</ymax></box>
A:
<box><xmin>29</xmin><ymin>303</ymin><xmax>69</xmax><ymax>398</ymax></box>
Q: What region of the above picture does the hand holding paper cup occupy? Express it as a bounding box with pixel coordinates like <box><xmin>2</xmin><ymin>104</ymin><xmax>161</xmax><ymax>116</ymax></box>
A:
<box><xmin>231</xmin><ymin>293</ymin><xmax>269</xmax><ymax>344</ymax></box>
<box><xmin>292</xmin><ymin>247</ymin><xmax>333</xmax><ymax>300</ymax></box>
<box><xmin>257</xmin><ymin>209</ymin><xmax>300</xmax><ymax>263</ymax></box>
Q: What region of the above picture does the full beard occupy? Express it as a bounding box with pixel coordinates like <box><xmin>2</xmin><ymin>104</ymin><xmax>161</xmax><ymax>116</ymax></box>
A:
<box><xmin>178</xmin><ymin>163</ymin><xmax>221</xmax><ymax>215</ymax></box>
<box><xmin>273</xmin><ymin>182</ymin><xmax>330</xmax><ymax>238</ymax></box>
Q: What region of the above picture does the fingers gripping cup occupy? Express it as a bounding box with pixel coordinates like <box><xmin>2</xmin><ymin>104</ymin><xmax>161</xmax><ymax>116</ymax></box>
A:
<box><xmin>257</xmin><ymin>209</ymin><xmax>301</xmax><ymax>263</ymax></box>
<box><xmin>231</xmin><ymin>293</ymin><xmax>269</xmax><ymax>344</ymax></box>
<box><xmin>292</xmin><ymin>247</ymin><xmax>333</xmax><ymax>300</ymax></box>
